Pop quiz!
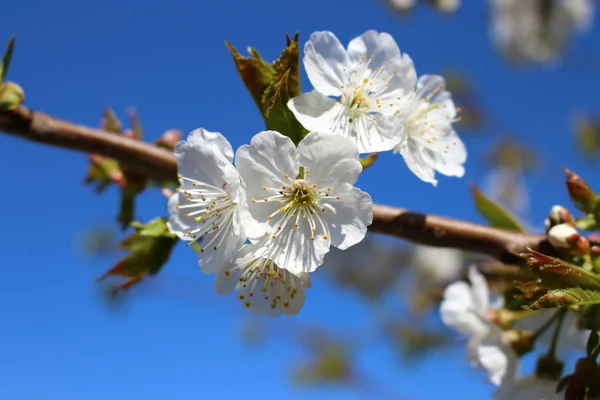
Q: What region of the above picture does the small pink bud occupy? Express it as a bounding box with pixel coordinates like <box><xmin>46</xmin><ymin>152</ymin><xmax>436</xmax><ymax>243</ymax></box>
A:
<box><xmin>122</xmin><ymin>129</ymin><xmax>139</xmax><ymax>140</ymax></box>
<box><xmin>89</xmin><ymin>154</ymin><xmax>105</xmax><ymax>165</ymax></box>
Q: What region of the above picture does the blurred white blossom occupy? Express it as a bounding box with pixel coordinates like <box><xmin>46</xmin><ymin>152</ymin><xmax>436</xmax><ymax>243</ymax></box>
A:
<box><xmin>494</xmin><ymin>375</ymin><xmax>560</xmax><ymax>400</ymax></box>
<box><xmin>441</xmin><ymin>265</ymin><xmax>517</xmax><ymax>386</ymax></box>
<box><xmin>490</xmin><ymin>0</ymin><xmax>595</xmax><ymax>65</ymax></box>
<box><xmin>412</xmin><ymin>245</ymin><xmax>465</xmax><ymax>289</ymax></box>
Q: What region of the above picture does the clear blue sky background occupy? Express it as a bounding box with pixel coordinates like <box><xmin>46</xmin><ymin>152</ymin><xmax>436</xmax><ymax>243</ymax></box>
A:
<box><xmin>1</xmin><ymin>1</ymin><xmax>599</xmax><ymax>399</ymax></box>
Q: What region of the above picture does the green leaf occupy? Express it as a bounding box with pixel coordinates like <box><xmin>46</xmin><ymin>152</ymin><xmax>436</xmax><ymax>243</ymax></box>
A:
<box><xmin>520</xmin><ymin>249</ymin><xmax>600</xmax><ymax>289</ymax></box>
<box><xmin>576</xmin><ymin>214</ymin><xmax>600</xmax><ymax>231</ymax></box>
<box><xmin>1</xmin><ymin>35</ymin><xmax>15</xmax><ymax>83</ymax></box>
<box><xmin>118</xmin><ymin>185</ymin><xmax>137</xmax><ymax>231</ymax></box>
<box><xmin>96</xmin><ymin>217</ymin><xmax>178</xmax><ymax>291</ymax></box>
<box><xmin>263</xmin><ymin>68</ymin><xmax>308</xmax><ymax>144</ymax></box>
<box><xmin>227</xmin><ymin>33</ymin><xmax>307</xmax><ymax>144</ymax></box>
<box><xmin>128</xmin><ymin>108</ymin><xmax>143</xmax><ymax>139</ymax></box>
<box><xmin>102</xmin><ymin>108</ymin><xmax>122</xmax><ymax>134</ymax></box>
<box><xmin>525</xmin><ymin>288</ymin><xmax>600</xmax><ymax>310</ymax></box>
<box><xmin>470</xmin><ymin>184</ymin><xmax>526</xmax><ymax>232</ymax></box>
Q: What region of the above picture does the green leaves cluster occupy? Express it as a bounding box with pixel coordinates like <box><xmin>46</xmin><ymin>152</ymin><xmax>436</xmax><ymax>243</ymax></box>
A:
<box><xmin>517</xmin><ymin>250</ymin><xmax>600</xmax><ymax>310</ymax></box>
<box><xmin>96</xmin><ymin>218</ymin><xmax>178</xmax><ymax>293</ymax></box>
<box><xmin>0</xmin><ymin>36</ymin><xmax>24</xmax><ymax>111</ymax></box>
<box><xmin>226</xmin><ymin>33</ymin><xmax>308</xmax><ymax>145</ymax></box>
<box><xmin>84</xmin><ymin>108</ymin><xmax>181</xmax><ymax>229</ymax></box>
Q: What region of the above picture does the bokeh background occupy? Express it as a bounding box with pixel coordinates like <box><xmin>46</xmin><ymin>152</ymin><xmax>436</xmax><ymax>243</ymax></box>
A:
<box><xmin>1</xmin><ymin>0</ymin><xmax>599</xmax><ymax>398</ymax></box>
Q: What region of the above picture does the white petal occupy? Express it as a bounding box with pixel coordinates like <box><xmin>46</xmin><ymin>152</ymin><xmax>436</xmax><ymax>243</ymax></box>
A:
<box><xmin>494</xmin><ymin>375</ymin><xmax>561</xmax><ymax>400</ymax></box>
<box><xmin>304</xmin><ymin>31</ymin><xmax>349</xmax><ymax>97</ymax></box>
<box><xmin>476</xmin><ymin>335</ymin><xmax>514</xmax><ymax>386</ymax></box>
<box><xmin>298</xmin><ymin>131</ymin><xmax>362</xmax><ymax>187</ymax></box>
<box><xmin>353</xmin><ymin>114</ymin><xmax>405</xmax><ymax>153</ymax></box>
<box><xmin>440</xmin><ymin>281</ymin><xmax>487</xmax><ymax>336</ymax></box>
<box><xmin>266</xmin><ymin>209</ymin><xmax>331</xmax><ymax>275</ymax></box>
<box><xmin>167</xmin><ymin>192</ymin><xmax>245</xmax><ymax>275</ymax></box>
<box><xmin>396</xmin><ymin>139</ymin><xmax>438</xmax><ymax>186</ymax></box>
<box><xmin>287</xmin><ymin>92</ymin><xmax>347</xmax><ymax>136</ymax></box>
<box><xmin>319</xmin><ymin>183</ymin><xmax>372</xmax><ymax>250</ymax></box>
<box><xmin>235</xmin><ymin>130</ymin><xmax>300</xmax><ymax>239</ymax></box>
<box><xmin>347</xmin><ymin>30</ymin><xmax>417</xmax><ymax>94</ymax></box>
<box><xmin>468</xmin><ymin>265</ymin><xmax>490</xmax><ymax>315</ymax></box>
<box><xmin>175</xmin><ymin>128</ymin><xmax>237</xmax><ymax>189</ymax></box>
<box><xmin>198</xmin><ymin>232</ymin><xmax>246</xmax><ymax>275</ymax></box>
<box><xmin>291</xmin><ymin>95</ymin><xmax>404</xmax><ymax>154</ymax></box>
<box><xmin>166</xmin><ymin>192</ymin><xmax>194</xmax><ymax>241</ymax></box>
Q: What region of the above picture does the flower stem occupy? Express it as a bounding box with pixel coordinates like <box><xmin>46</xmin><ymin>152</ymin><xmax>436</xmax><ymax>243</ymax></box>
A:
<box><xmin>547</xmin><ymin>308</ymin><xmax>568</xmax><ymax>357</ymax></box>
<box><xmin>532</xmin><ymin>308</ymin><xmax>566</xmax><ymax>343</ymax></box>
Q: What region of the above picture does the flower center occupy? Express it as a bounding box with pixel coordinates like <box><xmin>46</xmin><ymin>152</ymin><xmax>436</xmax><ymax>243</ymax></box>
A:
<box><xmin>338</xmin><ymin>55</ymin><xmax>401</xmax><ymax>121</ymax></box>
<box><xmin>251</xmin><ymin>169</ymin><xmax>340</xmax><ymax>242</ymax></box>
<box><xmin>289</xmin><ymin>179</ymin><xmax>317</xmax><ymax>207</ymax></box>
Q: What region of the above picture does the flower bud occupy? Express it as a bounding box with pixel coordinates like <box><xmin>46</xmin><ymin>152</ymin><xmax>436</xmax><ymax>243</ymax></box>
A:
<box><xmin>546</xmin><ymin>205</ymin><xmax>575</xmax><ymax>231</ymax></box>
<box><xmin>564</xmin><ymin>168</ymin><xmax>596</xmax><ymax>214</ymax></box>
<box><xmin>508</xmin><ymin>329</ymin><xmax>535</xmax><ymax>356</ymax></box>
<box><xmin>535</xmin><ymin>353</ymin><xmax>564</xmax><ymax>381</ymax></box>
<box><xmin>0</xmin><ymin>81</ymin><xmax>24</xmax><ymax>110</ymax></box>
<box><xmin>156</xmin><ymin>129</ymin><xmax>182</xmax><ymax>150</ymax></box>
<box><xmin>548</xmin><ymin>224</ymin><xmax>590</xmax><ymax>256</ymax></box>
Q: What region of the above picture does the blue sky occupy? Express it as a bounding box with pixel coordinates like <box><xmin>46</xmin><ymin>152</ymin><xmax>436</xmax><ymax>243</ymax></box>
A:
<box><xmin>1</xmin><ymin>1</ymin><xmax>599</xmax><ymax>399</ymax></box>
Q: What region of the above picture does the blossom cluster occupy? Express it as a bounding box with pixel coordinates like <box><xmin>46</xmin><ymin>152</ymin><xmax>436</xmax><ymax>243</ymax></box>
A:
<box><xmin>166</xmin><ymin>30</ymin><xmax>466</xmax><ymax>316</ymax></box>
<box><xmin>441</xmin><ymin>265</ymin><xmax>588</xmax><ymax>399</ymax></box>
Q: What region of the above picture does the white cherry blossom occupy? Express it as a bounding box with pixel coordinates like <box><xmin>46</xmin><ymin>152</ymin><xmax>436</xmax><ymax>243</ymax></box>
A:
<box><xmin>394</xmin><ymin>75</ymin><xmax>466</xmax><ymax>186</ymax></box>
<box><xmin>288</xmin><ymin>30</ymin><xmax>416</xmax><ymax>153</ymax></box>
<box><xmin>494</xmin><ymin>375</ymin><xmax>561</xmax><ymax>400</ymax></box>
<box><xmin>235</xmin><ymin>130</ymin><xmax>372</xmax><ymax>275</ymax></box>
<box><xmin>440</xmin><ymin>265</ymin><xmax>516</xmax><ymax>386</ymax></box>
<box><xmin>167</xmin><ymin>128</ymin><xmax>249</xmax><ymax>274</ymax></box>
<box><xmin>490</xmin><ymin>0</ymin><xmax>595</xmax><ymax>65</ymax></box>
<box><xmin>214</xmin><ymin>244</ymin><xmax>311</xmax><ymax>317</ymax></box>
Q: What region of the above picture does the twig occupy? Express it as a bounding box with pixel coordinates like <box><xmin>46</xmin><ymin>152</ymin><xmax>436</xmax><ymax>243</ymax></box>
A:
<box><xmin>0</xmin><ymin>106</ymin><xmax>547</xmax><ymax>260</ymax></box>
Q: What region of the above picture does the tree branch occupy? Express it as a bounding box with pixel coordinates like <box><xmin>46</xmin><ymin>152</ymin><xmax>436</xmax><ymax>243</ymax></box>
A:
<box><xmin>0</xmin><ymin>106</ymin><xmax>547</xmax><ymax>261</ymax></box>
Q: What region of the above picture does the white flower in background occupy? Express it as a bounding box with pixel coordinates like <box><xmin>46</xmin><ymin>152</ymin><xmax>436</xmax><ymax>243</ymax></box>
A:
<box><xmin>441</xmin><ymin>265</ymin><xmax>516</xmax><ymax>386</ymax></box>
<box><xmin>412</xmin><ymin>245</ymin><xmax>465</xmax><ymax>289</ymax></box>
<box><xmin>494</xmin><ymin>375</ymin><xmax>561</xmax><ymax>400</ymax></box>
<box><xmin>288</xmin><ymin>30</ymin><xmax>416</xmax><ymax>153</ymax></box>
<box><xmin>382</xmin><ymin>0</ymin><xmax>460</xmax><ymax>14</ymax></box>
<box><xmin>384</xmin><ymin>0</ymin><xmax>415</xmax><ymax>13</ymax></box>
<box><xmin>235</xmin><ymin>130</ymin><xmax>373</xmax><ymax>275</ymax></box>
<box><xmin>167</xmin><ymin>128</ymin><xmax>249</xmax><ymax>274</ymax></box>
<box><xmin>214</xmin><ymin>244</ymin><xmax>311</xmax><ymax>317</ymax></box>
<box><xmin>394</xmin><ymin>75</ymin><xmax>466</xmax><ymax>186</ymax></box>
<box><xmin>490</xmin><ymin>0</ymin><xmax>595</xmax><ymax>65</ymax></box>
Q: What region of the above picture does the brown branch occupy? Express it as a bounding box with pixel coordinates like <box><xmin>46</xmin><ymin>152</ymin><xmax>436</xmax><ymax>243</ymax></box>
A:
<box><xmin>0</xmin><ymin>106</ymin><xmax>547</xmax><ymax>260</ymax></box>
